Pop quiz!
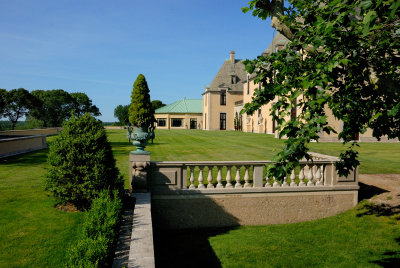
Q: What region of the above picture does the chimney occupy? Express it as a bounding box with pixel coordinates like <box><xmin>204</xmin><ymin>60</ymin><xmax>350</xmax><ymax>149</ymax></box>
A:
<box><xmin>230</xmin><ymin>50</ymin><xmax>235</xmax><ymax>63</ymax></box>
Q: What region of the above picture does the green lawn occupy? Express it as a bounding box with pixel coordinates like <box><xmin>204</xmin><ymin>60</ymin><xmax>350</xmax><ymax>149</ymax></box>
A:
<box><xmin>0</xmin><ymin>136</ymin><xmax>83</xmax><ymax>267</ymax></box>
<box><xmin>107</xmin><ymin>128</ymin><xmax>400</xmax><ymax>175</ymax></box>
<box><xmin>208</xmin><ymin>204</ymin><xmax>400</xmax><ymax>267</ymax></box>
<box><xmin>155</xmin><ymin>203</ymin><xmax>400</xmax><ymax>267</ymax></box>
<box><xmin>1</xmin><ymin>129</ymin><xmax>399</xmax><ymax>267</ymax></box>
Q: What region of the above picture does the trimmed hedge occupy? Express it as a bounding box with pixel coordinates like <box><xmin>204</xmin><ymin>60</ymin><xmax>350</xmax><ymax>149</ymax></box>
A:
<box><xmin>66</xmin><ymin>190</ymin><xmax>123</xmax><ymax>267</ymax></box>
<box><xmin>45</xmin><ymin>114</ymin><xmax>124</xmax><ymax>209</ymax></box>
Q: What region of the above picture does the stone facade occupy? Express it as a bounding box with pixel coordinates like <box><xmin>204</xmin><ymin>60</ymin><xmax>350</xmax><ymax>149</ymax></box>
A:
<box><xmin>202</xmin><ymin>34</ymin><xmax>398</xmax><ymax>142</ymax></box>
<box><xmin>202</xmin><ymin>51</ymin><xmax>248</xmax><ymax>131</ymax></box>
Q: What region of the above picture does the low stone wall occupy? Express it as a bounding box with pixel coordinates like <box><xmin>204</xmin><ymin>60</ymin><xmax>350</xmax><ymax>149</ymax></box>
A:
<box><xmin>104</xmin><ymin>126</ymin><xmax>125</xmax><ymax>130</ymax></box>
<box><xmin>127</xmin><ymin>193</ymin><xmax>155</xmax><ymax>268</ymax></box>
<box><xmin>0</xmin><ymin>135</ymin><xmax>47</xmax><ymax>158</ymax></box>
<box><xmin>318</xmin><ymin>136</ymin><xmax>399</xmax><ymax>143</ymax></box>
<box><xmin>0</xmin><ymin>128</ymin><xmax>61</xmax><ymax>136</ymax></box>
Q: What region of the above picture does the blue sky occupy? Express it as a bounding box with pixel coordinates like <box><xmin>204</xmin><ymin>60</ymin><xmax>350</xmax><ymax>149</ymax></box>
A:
<box><xmin>0</xmin><ymin>0</ymin><xmax>275</xmax><ymax>122</ymax></box>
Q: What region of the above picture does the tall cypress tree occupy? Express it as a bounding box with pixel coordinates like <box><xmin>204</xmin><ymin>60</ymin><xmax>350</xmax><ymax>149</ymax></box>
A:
<box><xmin>129</xmin><ymin>74</ymin><xmax>154</xmax><ymax>129</ymax></box>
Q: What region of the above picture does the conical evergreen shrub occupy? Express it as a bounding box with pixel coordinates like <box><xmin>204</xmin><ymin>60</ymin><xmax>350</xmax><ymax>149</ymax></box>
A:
<box><xmin>45</xmin><ymin>114</ymin><xmax>123</xmax><ymax>209</ymax></box>
<box><xmin>129</xmin><ymin>74</ymin><xmax>154</xmax><ymax>128</ymax></box>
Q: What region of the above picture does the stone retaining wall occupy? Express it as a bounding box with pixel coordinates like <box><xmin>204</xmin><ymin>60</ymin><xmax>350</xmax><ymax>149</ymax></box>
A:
<box><xmin>152</xmin><ymin>189</ymin><xmax>358</xmax><ymax>229</ymax></box>
<box><xmin>0</xmin><ymin>135</ymin><xmax>47</xmax><ymax>158</ymax></box>
<box><xmin>0</xmin><ymin>128</ymin><xmax>61</xmax><ymax>136</ymax></box>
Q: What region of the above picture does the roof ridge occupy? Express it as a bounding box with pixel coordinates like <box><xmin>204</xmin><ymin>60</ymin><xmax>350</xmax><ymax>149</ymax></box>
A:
<box><xmin>183</xmin><ymin>99</ymin><xmax>188</xmax><ymax>112</ymax></box>
<box><xmin>169</xmin><ymin>99</ymin><xmax>181</xmax><ymax>112</ymax></box>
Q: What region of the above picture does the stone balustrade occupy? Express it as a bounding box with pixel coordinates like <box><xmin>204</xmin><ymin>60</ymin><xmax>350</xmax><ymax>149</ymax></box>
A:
<box><xmin>130</xmin><ymin>151</ymin><xmax>359</xmax><ymax>229</ymax></box>
<box><xmin>148</xmin><ymin>152</ymin><xmax>358</xmax><ymax>194</ymax></box>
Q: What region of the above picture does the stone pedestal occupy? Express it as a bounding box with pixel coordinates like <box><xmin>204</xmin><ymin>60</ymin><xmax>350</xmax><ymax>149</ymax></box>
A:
<box><xmin>129</xmin><ymin>152</ymin><xmax>151</xmax><ymax>193</ymax></box>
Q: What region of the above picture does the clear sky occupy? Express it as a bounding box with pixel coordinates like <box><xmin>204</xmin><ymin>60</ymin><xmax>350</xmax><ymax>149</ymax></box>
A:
<box><xmin>0</xmin><ymin>0</ymin><xmax>275</xmax><ymax>122</ymax></box>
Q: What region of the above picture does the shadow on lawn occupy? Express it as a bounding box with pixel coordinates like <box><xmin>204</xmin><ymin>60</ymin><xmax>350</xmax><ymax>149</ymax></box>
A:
<box><xmin>153</xmin><ymin>227</ymin><xmax>235</xmax><ymax>268</ymax></box>
<box><xmin>370</xmin><ymin>237</ymin><xmax>400</xmax><ymax>267</ymax></box>
<box><xmin>357</xmin><ymin>182</ymin><xmax>400</xmax><ymax>217</ymax></box>
<box><xmin>358</xmin><ymin>182</ymin><xmax>388</xmax><ymax>202</ymax></box>
<box><xmin>0</xmin><ymin>148</ymin><xmax>49</xmax><ymax>166</ymax></box>
<box><xmin>357</xmin><ymin>183</ymin><xmax>400</xmax><ymax>266</ymax></box>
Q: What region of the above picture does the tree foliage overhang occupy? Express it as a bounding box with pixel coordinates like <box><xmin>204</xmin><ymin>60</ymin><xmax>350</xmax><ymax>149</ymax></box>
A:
<box><xmin>242</xmin><ymin>0</ymin><xmax>400</xmax><ymax>178</ymax></box>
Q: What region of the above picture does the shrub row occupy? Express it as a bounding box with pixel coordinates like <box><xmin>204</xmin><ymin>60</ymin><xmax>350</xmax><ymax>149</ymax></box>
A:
<box><xmin>66</xmin><ymin>190</ymin><xmax>123</xmax><ymax>267</ymax></box>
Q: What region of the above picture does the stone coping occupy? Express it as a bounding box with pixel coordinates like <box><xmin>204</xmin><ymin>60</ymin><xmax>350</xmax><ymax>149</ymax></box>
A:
<box><xmin>151</xmin><ymin>185</ymin><xmax>359</xmax><ymax>195</ymax></box>
<box><xmin>127</xmin><ymin>193</ymin><xmax>155</xmax><ymax>268</ymax></box>
<box><xmin>0</xmin><ymin>134</ymin><xmax>45</xmax><ymax>142</ymax></box>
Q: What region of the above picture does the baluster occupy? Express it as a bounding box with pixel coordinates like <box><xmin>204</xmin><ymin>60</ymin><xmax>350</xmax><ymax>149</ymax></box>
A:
<box><xmin>207</xmin><ymin>166</ymin><xmax>214</xmax><ymax>189</ymax></box>
<box><xmin>235</xmin><ymin>166</ymin><xmax>242</xmax><ymax>188</ymax></box>
<box><xmin>282</xmin><ymin>176</ymin><xmax>289</xmax><ymax>187</ymax></box>
<box><xmin>198</xmin><ymin>166</ymin><xmax>205</xmax><ymax>189</ymax></box>
<box><xmin>299</xmin><ymin>165</ymin><xmax>306</xmax><ymax>186</ymax></box>
<box><xmin>225</xmin><ymin>166</ymin><xmax>233</xmax><ymax>188</ymax></box>
<box><xmin>244</xmin><ymin>166</ymin><xmax>251</xmax><ymax>188</ymax></box>
<box><xmin>265</xmin><ymin>175</ymin><xmax>271</xmax><ymax>187</ymax></box>
<box><xmin>273</xmin><ymin>177</ymin><xmax>280</xmax><ymax>187</ymax></box>
<box><xmin>189</xmin><ymin>166</ymin><xmax>195</xmax><ymax>189</ymax></box>
<box><xmin>315</xmin><ymin>165</ymin><xmax>322</xmax><ymax>186</ymax></box>
<box><xmin>290</xmin><ymin>169</ymin><xmax>297</xmax><ymax>186</ymax></box>
<box><xmin>307</xmin><ymin>164</ymin><xmax>314</xmax><ymax>186</ymax></box>
<box><xmin>216</xmin><ymin>166</ymin><xmax>224</xmax><ymax>188</ymax></box>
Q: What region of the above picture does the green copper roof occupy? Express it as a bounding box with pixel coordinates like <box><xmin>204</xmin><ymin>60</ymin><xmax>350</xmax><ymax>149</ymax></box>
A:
<box><xmin>155</xmin><ymin>99</ymin><xmax>202</xmax><ymax>114</ymax></box>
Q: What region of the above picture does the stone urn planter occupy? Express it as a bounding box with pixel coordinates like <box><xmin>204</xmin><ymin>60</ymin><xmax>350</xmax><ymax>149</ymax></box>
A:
<box><xmin>131</xmin><ymin>126</ymin><xmax>151</xmax><ymax>154</ymax></box>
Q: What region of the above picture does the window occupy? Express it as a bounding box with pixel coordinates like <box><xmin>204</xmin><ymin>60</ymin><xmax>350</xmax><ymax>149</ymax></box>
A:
<box><xmin>220</xmin><ymin>90</ymin><xmax>226</xmax><ymax>105</ymax></box>
<box><xmin>190</xmin><ymin>119</ymin><xmax>197</xmax><ymax>129</ymax></box>
<box><xmin>171</xmin><ymin>118</ymin><xmax>183</xmax><ymax>127</ymax></box>
<box><xmin>231</xmin><ymin>75</ymin><xmax>237</xmax><ymax>84</ymax></box>
<box><xmin>258</xmin><ymin>109</ymin><xmax>262</xmax><ymax>117</ymax></box>
<box><xmin>220</xmin><ymin>113</ymin><xmax>226</xmax><ymax>130</ymax></box>
<box><xmin>275</xmin><ymin>45</ymin><xmax>284</xmax><ymax>52</ymax></box>
<box><xmin>157</xmin><ymin>118</ymin><xmax>166</xmax><ymax>127</ymax></box>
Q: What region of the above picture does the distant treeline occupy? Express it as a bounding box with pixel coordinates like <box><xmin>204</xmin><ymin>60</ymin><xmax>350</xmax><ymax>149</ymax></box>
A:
<box><xmin>0</xmin><ymin>121</ymin><xmax>117</xmax><ymax>131</ymax></box>
<box><xmin>0</xmin><ymin>88</ymin><xmax>100</xmax><ymax>130</ymax></box>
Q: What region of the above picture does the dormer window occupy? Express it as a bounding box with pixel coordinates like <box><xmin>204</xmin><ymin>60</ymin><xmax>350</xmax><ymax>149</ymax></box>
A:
<box><xmin>275</xmin><ymin>45</ymin><xmax>284</xmax><ymax>52</ymax></box>
<box><xmin>231</xmin><ymin>75</ymin><xmax>237</xmax><ymax>84</ymax></box>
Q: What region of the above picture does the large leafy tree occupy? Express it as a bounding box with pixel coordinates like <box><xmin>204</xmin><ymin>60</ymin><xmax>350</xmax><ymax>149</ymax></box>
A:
<box><xmin>242</xmin><ymin>0</ymin><xmax>400</xmax><ymax>178</ymax></box>
<box><xmin>30</xmin><ymin>89</ymin><xmax>74</xmax><ymax>127</ymax></box>
<box><xmin>70</xmin><ymin>92</ymin><xmax>101</xmax><ymax>117</ymax></box>
<box><xmin>114</xmin><ymin>104</ymin><xmax>130</xmax><ymax>126</ymax></box>
<box><xmin>2</xmin><ymin>88</ymin><xmax>37</xmax><ymax>129</ymax></box>
<box><xmin>151</xmin><ymin>100</ymin><xmax>166</xmax><ymax>111</ymax></box>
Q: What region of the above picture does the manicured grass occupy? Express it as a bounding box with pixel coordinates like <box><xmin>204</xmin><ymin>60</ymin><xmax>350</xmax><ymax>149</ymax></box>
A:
<box><xmin>208</xmin><ymin>202</ymin><xmax>400</xmax><ymax>267</ymax></box>
<box><xmin>108</xmin><ymin>128</ymin><xmax>400</xmax><ymax>174</ymax></box>
<box><xmin>0</xmin><ymin>136</ymin><xmax>84</xmax><ymax>267</ymax></box>
<box><xmin>155</xmin><ymin>202</ymin><xmax>400</xmax><ymax>267</ymax></box>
